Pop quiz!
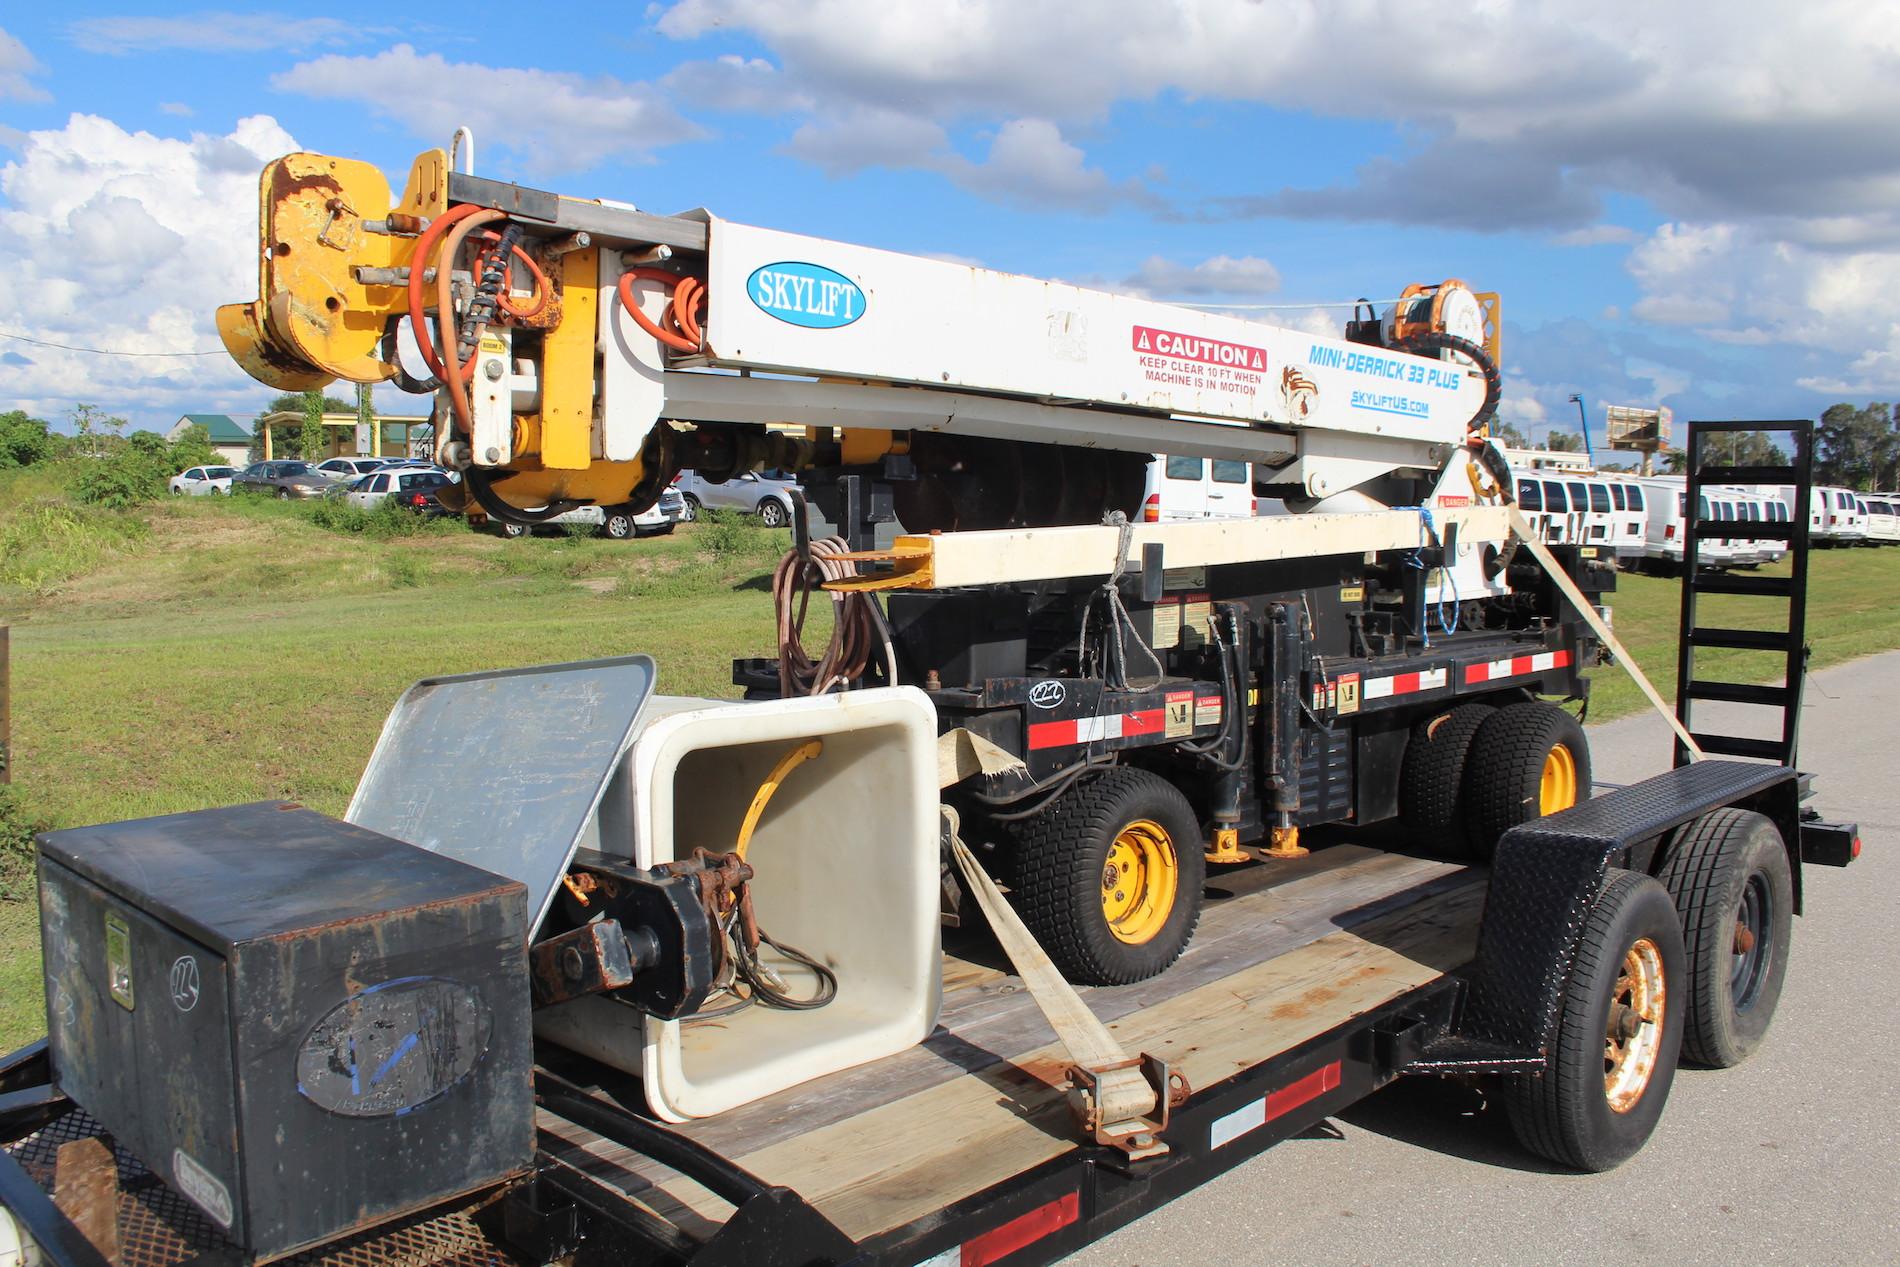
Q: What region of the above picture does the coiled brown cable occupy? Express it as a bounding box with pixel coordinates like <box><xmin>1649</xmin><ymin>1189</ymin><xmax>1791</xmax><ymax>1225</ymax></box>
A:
<box><xmin>774</xmin><ymin>537</ymin><xmax>881</xmax><ymax>696</ymax></box>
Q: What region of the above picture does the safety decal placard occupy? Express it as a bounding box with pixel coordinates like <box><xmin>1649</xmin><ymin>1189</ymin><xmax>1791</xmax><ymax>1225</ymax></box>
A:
<box><xmin>1132</xmin><ymin>325</ymin><xmax>1267</xmax><ymax>399</ymax></box>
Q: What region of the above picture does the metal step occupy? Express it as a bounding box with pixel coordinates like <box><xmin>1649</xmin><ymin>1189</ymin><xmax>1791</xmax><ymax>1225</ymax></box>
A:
<box><xmin>1689</xmin><ymin>732</ymin><xmax>1787</xmax><ymax>761</ymax></box>
<box><xmin>1697</xmin><ymin>464</ymin><xmax>1799</xmax><ymax>485</ymax></box>
<box><xmin>1683</xmin><ymin>680</ymin><xmax>1793</xmax><ymax>706</ymax></box>
<box><xmin>1690</xmin><ymin>572</ymin><xmax>1796</xmax><ymax>597</ymax></box>
<box><xmin>1686</xmin><ymin>626</ymin><xmax>1797</xmax><ymax>651</ymax></box>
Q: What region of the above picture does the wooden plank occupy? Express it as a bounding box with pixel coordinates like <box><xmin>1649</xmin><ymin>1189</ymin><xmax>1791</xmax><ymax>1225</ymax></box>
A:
<box><xmin>734</xmin><ymin>881</ymin><xmax>1484</xmax><ymax>1240</ymax></box>
<box><xmin>575</xmin><ymin>849</ymin><xmax>1466</xmax><ymax>1168</ymax></box>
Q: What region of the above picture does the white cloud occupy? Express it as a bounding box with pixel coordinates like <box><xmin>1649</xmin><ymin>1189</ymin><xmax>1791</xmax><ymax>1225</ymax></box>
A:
<box><xmin>0</xmin><ymin>27</ymin><xmax>49</xmax><ymax>102</ymax></box>
<box><xmin>0</xmin><ymin>113</ymin><xmax>302</xmax><ymax>427</ymax></box>
<box><xmin>274</xmin><ymin>45</ymin><xmax>705</xmax><ymax>178</ymax></box>
<box><xmin>785</xmin><ymin>112</ymin><xmax>1144</xmax><ymax>213</ymax></box>
<box><xmin>68</xmin><ymin>13</ymin><xmax>364</xmax><ymax>54</ymax></box>
<box><xmin>1619</xmin><ymin>217</ymin><xmax>1900</xmax><ymax>392</ymax></box>
<box><xmin>1125</xmin><ymin>254</ymin><xmax>1280</xmax><ymax>298</ymax></box>
<box><xmin>1554</xmin><ymin>225</ymin><xmax>1640</xmax><ymax>247</ymax></box>
<box><xmin>784</xmin><ymin>106</ymin><xmax>948</xmax><ymax>177</ymax></box>
<box><xmin>939</xmin><ymin>119</ymin><xmax>1148</xmax><ymax>212</ymax></box>
<box><xmin>655</xmin><ymin>2</ymin><xmax>1900</xmax><ymax>239</ymax></box>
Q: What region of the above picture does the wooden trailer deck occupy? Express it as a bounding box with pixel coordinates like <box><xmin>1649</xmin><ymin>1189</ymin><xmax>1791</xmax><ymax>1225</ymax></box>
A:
<box><xmin>533</xmin><ymin>843</ymin><xmax>1487</xmax><ymax>1245</ymax></box>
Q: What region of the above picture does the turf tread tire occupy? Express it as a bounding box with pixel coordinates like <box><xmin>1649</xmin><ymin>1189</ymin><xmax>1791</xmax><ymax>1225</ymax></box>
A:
<box><xmin>1503</xmin><ymin>868</ymin><xmax>1685</xmax><ymax>1171</ymax></box>
<box><xmin>1007</xmin><ymin>767</ymin><xmax>1204</xmax><ymax>985</ymax></box>
<box><xmin>1398</xmin><ymin>702</ymin><xmax>1495</xmax><ymax>857</ymax></box>
<box><xmin>1654</xmin><ymin>808</ymin><xmax>1792</xmax><ymax>1068</ymax></box>
<box><xmin>1463</xmin><ymin>701</ymin><xmax>1591</xmax><ymax>861</ymax></box>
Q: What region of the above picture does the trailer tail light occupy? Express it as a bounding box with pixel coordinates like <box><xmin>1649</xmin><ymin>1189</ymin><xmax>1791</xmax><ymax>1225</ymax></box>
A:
<box><xmin>1665</xmin><ymin>523</ymin><xmax>1675</xmax><ymax>539</ymax></box>
<box><xmin>1854</xmin><ymin>835</ymin><xmax>1863</xmax><ymax>860</ymax></box>
<box><xmin>1142</xmin><ymin>494</ymin><xmax>1161</xmax><ymax>523</ymax></box>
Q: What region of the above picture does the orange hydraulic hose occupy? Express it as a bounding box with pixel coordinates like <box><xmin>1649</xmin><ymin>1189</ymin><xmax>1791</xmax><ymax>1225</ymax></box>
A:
<box><xmin>674</xmin><ymin>276</ymin><xmax>705</xmax><ymax>347</ymax></box>
<box><xmin>436</xmin><ymin>208</ymin><xmax>508</xmax><ymax>432</ymax></box>
<box><xmin>616</xmin><ymin>268</ymin><xmax>701</xmax><ymax>353</ymax></box>
<box><xmin>468</xmin><ymin>229</ymin><xmax>552</xmax><ymax>321</ymax></box>
<box><xmin>407</xmin><ymin>204</ymin><xmax>485</xmax><ymax>380</ymax></box>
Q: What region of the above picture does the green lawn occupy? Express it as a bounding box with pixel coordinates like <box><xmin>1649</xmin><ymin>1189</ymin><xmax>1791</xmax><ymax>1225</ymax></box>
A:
<box><xmin>2</xmin><ymin>481</ymin><xmax>1897</xmax><ymax>1051</ymax></box>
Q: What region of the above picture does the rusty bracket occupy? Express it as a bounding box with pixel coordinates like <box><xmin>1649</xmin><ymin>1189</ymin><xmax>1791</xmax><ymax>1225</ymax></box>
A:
<box><xmin>528</xmin><ymin>919</ymin><xmax>644</xmax><ymax>1008</ymax></box>
<box><xmin>1066</xmin><ymin>1053</ymin><xmax>1190</xmax><ymax>1161</ymax></box>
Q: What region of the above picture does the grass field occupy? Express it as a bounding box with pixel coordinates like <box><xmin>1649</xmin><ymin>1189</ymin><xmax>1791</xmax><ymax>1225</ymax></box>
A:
<box><xmin>3</xmin><ymin>472</ymin><xmax>1898</xmax><ymax>1050</ymax></box>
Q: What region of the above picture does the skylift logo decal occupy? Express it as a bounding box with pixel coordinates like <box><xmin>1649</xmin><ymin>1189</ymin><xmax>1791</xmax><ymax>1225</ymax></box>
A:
<box><xmin>748</xmin><ymin>261</ymin><xmax>866</xmax><ymax>329</ymax></box>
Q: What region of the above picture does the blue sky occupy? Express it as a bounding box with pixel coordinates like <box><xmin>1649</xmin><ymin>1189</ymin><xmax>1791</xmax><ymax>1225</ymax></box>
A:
<box><xmin>3</xmin><ymin>3</ymin><xmax>1897</xmax><ymax>443</ymax></box>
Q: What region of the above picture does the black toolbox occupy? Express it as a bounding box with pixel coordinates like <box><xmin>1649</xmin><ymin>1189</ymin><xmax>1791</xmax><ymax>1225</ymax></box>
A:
<box><xmin>36</xmin><ymin>801</ymin><xmax>533</xmax><ymax>1259</ymax></box>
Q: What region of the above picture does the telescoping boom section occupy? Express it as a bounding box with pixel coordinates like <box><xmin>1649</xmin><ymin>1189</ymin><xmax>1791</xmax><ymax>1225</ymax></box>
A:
<box><xmin>218</xmin><ymin>147</ymin><xmax>1505</xmax><ymax>528</ymax></box>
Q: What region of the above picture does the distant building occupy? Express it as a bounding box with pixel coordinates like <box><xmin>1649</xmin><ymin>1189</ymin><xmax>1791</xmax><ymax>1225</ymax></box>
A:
<box><xmin>252</xmin><ymin>411</ymin><xmax>432</xmax><ymax>461</ymax></box>
<box><xmin>165</xmin><ymin>414</ymin><xmax>253</xmax><ymax>465</ymax></box>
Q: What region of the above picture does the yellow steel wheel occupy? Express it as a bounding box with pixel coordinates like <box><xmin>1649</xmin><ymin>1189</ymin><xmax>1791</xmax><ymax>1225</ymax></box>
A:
<box><xmin>1540</xmin><ymin>742</ymin><xmax>1579</xmax><ymax>815</ymax></box>
<box><xmin>1100</xmin><ymin>819</ymin><xmax>1178</xmax><ymax>945</ymax></box>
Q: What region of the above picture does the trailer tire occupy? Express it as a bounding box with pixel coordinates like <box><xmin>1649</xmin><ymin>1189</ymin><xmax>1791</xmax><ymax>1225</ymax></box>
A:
<box><xmin>1463</xmin><ymin>701</ymin><xmax>1590</xmax><ymax>861</ymax></box>
<box><xmin>1503</xmin><ymin>868</ymin><xmax>1685</xmax><ymax>1172</ymax></box>
<box><xmin>1398</xmin><ymin>702</ymin><xmax>1495</xmax><ymax>857</ymax></box>
<box><xmin>1007</xmin><ymin>767</ymin><xmax>1204</xmax><ymax>985</ymax></box>
<box><xmin>1655</xmin><ymin>808</ymin><xmax>1792</xmax><ymax>1068</ymax></box>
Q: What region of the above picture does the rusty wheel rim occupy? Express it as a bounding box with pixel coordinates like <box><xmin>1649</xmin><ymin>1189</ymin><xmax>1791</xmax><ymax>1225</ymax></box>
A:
<box><xmin>1603</xmin><ymin>936</ymin><xmax>1666</xmax><ymax>1113</ymax></box>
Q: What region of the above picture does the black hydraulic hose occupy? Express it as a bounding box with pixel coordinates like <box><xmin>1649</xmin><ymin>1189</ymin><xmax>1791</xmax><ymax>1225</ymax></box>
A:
<box><xmin>1396</xmin><ymin>331</ymin><xmax>1502</xmax><ymax>432</ymax></box>
<box><xmin>534</xmin><ymin>1072</ymin><xmax>770</xmax><ymax>1207</ymax></box>
<box><xmin>463</xmin><ymin>467</ymin><xmax>586</xmax><ymax>524</ymax></box>
<box><xmin>379</xmin><ymin>317</ymin><xmax>440</xmax><ymax>394</ymax></box>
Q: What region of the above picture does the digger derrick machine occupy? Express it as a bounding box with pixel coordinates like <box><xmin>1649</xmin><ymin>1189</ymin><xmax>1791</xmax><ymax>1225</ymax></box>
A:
<box><xmin>207</xmin><ymin>143</ymin><xmax>1623</xmax><ymax>998</ymax></box>
<box><xmin>0</xmin><ymin>137</ymin><xmax>1864</xmax><ymax>1267</ymax></box>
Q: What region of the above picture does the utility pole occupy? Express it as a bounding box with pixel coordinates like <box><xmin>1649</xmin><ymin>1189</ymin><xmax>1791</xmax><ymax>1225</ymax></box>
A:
<box><xmin>1568</xmin><ymin>393</ymin><xmax>1594</xmax><ymax>462</ymax></box>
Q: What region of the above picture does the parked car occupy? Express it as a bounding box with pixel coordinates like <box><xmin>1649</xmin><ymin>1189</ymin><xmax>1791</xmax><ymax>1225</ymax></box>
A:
<box><xmin>230</xmin><ymin>460</ymin><xmax>334</xmax><ymax>499</ymax></box>
<box><xmin>492</xmin><ymin>488</ymin><xmax>683</xmax><ymax>539</ymax></box>
<box><xmin>314</xmin><ymin>456</ymin><xmax>388</xmax><ymax>480</ymax></box>
<box><xmin>168</xmin><ymin>465</ymin><xmax>236</xmax><ymax>496</ymax></box>
<box><xmin>674</xmin><ymin>469</ymin><xmax>800</xmax><ymax>527</ymax></box>
<box><xmin>340</xmin><ymin>467</ymin><xmax>457</xmax><ymax>510</ymax></box>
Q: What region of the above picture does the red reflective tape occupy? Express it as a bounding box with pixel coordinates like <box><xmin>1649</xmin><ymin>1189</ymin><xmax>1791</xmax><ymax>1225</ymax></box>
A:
<box><xmin>1027</xmin><ymin>720</ymin><xmax>1077</xmax><ymax>750</ymax></box>
<box><xmin>1122</xmin><ymin>707</ymin><xmax>1167</xmax><ymax>736</ymax></box>
<box><xmin>1264</xmin><ymin>1060</ymin><xmax>1341</xmax><ymax>1121</ymax></box>
<box><xmin>1463</xmin><ymin>648</ymin><xmax>1573</xmax><ymax>685</ymax></box>
<box><xmin>962</xmin><ymin>1192</ymin><xmax>1081</xmax><ymax>1267</ymax></box>
<box><xmin>1392</xmin><ymin>671</ymin><xmax>1423</xmax><ymax>694</ymax></box>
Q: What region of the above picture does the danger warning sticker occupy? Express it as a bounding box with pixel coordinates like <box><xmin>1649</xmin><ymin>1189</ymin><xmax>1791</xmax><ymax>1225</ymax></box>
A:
<box><xmin>1133</xmin><ymin>325</ymin><xmax>1268</xmax><ymax>398</ymax></box>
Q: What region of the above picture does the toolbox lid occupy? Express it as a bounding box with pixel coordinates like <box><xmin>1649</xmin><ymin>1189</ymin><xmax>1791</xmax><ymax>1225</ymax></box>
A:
<box><xmin>346</xmin><ymin>654</ymin><xmax>656</xmax><ymax>935</ymax></box>
<box><xmin>36</xmin><ymin>801</ymin><xmax>524</xmax><ymax>949</ymax></box>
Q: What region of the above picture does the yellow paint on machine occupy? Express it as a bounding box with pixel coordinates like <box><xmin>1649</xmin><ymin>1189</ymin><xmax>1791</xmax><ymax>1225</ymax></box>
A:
<box><xmin>541</xmin><ymin>245</ymin><xmax>600</xmax><ymax>470</ymax></box>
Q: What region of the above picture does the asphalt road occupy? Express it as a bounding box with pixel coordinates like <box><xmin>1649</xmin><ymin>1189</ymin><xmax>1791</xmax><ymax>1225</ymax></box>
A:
<box><xmin>1072</xmin><ymin>650</ymin><xmax>1900</xmax><ymax>1267</ymax></box>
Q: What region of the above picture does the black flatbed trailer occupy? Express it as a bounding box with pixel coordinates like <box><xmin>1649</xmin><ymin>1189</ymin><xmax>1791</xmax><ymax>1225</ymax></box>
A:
<box><xmin>1</xmin><ymin>762</ymin><xmax>1859</xmax><ymax>1267</ymax></box>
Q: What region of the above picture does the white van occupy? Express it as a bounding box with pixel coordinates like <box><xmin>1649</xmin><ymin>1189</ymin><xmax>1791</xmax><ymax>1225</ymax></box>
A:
<box><xmin>1862</xmin><ymin>495</ymin><xmax>1900</xmax><ymax>544</ymax></box>
<box><xmin>1601</xmin><ymin>478</ymin><xmax>1648</xmax><ymax>564</ymax></box>
<box><xmin>1636</xmin><ymin>476</ymin><xmax>1740</xmax><ymax>572</ymax></box>
<box><xmin>1716</xmin><ymin>488</ymin><xmax>1790</xmax><ymax>568</ymax></box>
<box><xmin>1142</xmin><ymin>454</ymin><xmax>1254</xmax><ymax>521</ymax></box>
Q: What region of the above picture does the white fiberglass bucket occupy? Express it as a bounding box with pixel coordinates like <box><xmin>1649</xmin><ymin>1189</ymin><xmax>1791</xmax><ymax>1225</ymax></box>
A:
<box><xmin>535</xmin><ymin>686</ymin><xmax>943</xmax><ymax>1121</ymax></box>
